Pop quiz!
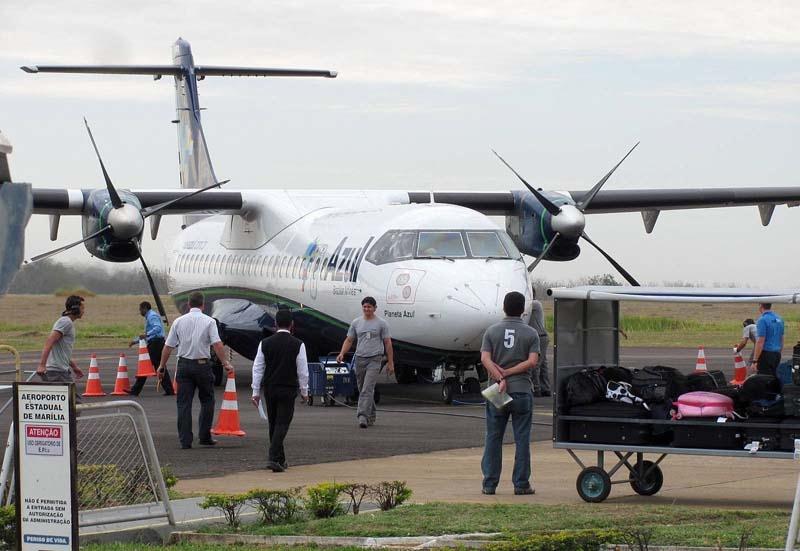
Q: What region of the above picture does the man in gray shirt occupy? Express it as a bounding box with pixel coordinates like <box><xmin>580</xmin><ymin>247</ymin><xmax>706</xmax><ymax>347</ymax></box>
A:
<box><xmin>480</xmin><ymin>291</ymin><xmax>539</xmax><ymax>496</ymax></box>
<box><xmin>528</xmin><ymin>288</ymin><xmax>551</xmax><ymax>397</ymax></box>
<box><xmin>337</xmin><ymin>296</ymin><xmax>394</xmax><ymax>429</ymax></box>
<box><xmin>37</xmin><ymin>295</ymin><xmax>86</xmax><ymax>383</ymax></box>
<box><xmin>735</xmin><ymin>318</ymin><xmax>757</xmax><ymax>362</ymax></box>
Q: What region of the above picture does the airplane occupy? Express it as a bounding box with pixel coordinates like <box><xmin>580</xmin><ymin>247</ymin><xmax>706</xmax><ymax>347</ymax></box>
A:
<box><xmin>17</xmin><ymin>38</ymin><xmax>800</xmax><ymax>402</ymax></box>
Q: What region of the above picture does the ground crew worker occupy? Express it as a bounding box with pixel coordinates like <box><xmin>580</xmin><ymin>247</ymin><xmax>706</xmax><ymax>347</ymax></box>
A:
<box><xmin>528</xmin><ymin>288</ymin><xmax>550</xmax><ymax>397</ymax></box>
<box><xmin>128</xmin><ymin>301</ymin><xmax>173</xmax><ymax>396</ymax></box>
<box><xmin>251</xmin><ymin>309</ymin><xmax>309</xmax><ymax>472</ymax></box>
<box><xmin>480</xmin><ymin>291</ymin><xmax>539</xmax><ymax>496</ymax></box>
<box><xmin>735</xmin><ymin>318</ymin><xmax>757</xmax><ymax>363</ymax></box>
<box><xmin>37</xmin><ymin>295</ymin><xmax>85</xmax><ymax>384</ymax></box>
<box><xmin>752</xmin><ymin>303</ymin><xmax>785</xmax><ymax>376</ymax></box>
<box><xmin>157</xmin><ymin>291</ymin><xmax>232</xmax><ymax>449</ymax></box>
<box><xmin>337</xmin><ymin>296</ymin><xmax>394</xmax><ymax>429</ymax></box>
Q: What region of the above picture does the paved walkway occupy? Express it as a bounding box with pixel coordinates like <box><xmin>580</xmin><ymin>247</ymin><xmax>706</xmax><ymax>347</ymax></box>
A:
<box><xmin>177</xmin><ymin>442</ymin><xmax>800</xmax><ymax>508</ymax></box>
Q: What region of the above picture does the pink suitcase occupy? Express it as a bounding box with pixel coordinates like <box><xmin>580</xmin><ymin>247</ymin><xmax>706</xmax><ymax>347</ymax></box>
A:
<box><xmin>674</xmin><ymin>391</ymin><xmax>734</xmax><ymax>419</ymax></box>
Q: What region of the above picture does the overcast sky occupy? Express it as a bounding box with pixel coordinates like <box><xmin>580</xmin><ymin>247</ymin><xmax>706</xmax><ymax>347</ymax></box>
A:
<box><xmin>2</xmin><ymin>1</ymin><xmax>799</xmax><ymax>287</ymax></box>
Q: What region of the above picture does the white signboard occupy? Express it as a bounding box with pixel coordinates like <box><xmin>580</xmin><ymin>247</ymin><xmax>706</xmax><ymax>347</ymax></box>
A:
<box><xmin>14</xmin><ymin>383</ymin><xmax>77</xmax><ymax>551</ymax></box>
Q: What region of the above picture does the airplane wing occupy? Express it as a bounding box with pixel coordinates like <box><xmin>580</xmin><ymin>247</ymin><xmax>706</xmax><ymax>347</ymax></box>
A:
<box><xmin>21</xmin><ymin>65</ymin><xmax>182</xmax><ymax>77</ymax></box>
<box><xmin>31</xmin><ymin>188</ymin><xmax>244</xmax><ymax>215</ymax></box>
<box><xmin>194</xmin><ymin>66</ymin><xmax>337</xmax><ymax>78</ymax></box>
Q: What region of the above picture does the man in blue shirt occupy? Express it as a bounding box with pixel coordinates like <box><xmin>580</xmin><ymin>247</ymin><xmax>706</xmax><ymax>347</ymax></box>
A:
<box><xmin>752</xmin><ymin>303</ymin><xmax>785</xmax><ymax>377</ymax></box>
<box><xmin>128</xmin><ymin>301</ymin><xmax>174</xmax><ymax>396</ymax></box>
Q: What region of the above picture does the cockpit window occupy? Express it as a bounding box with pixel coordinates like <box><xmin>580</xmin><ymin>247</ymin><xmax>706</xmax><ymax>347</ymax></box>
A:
<box><xmin>417</xmin><ymin>232</ymin><xmax>467</xmax><ymax>258</ymax></box>
<box><xmin>365</xmin><ymin>231</ymin><xmax>417</xmax><ymax>265</ymax></box>
<box><xmin>466</xmin><ymin>231</ymin><xmax>508</xmax><ymax>258</ymax></box>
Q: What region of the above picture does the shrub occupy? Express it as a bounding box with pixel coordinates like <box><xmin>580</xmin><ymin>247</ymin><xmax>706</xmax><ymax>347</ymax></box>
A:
<box><xmin>0</xmin><ymin>505</ymin><xmax>14</xmax><ymax>549</ymax></box>
<box><xmin>160</xmin><ymin>465</ymin><xmax>178</xmax><ymax>489</ymax></box>
<box><xmin>248</xmin><ymin>487</ymin><xmax>303</xmax><ymax>525</ymax></box>
<box><xmin>77</xmin><ymin>464</ymin><xmax>127</xmax><ymax>509</ymax></box>
<box><xmin>305</xmin><ymin>482</ymin><xmax>347</xmax><ymax>518</ymax></box>
<box><xmin>340</xmin><ymin>483</ymin><xmax>369</xmax><ymax>515</ymax></box>
<box><xmin>487</xmin><ymin>529</ymin><xmax>622</xmax><ymax>551</ymax></box>
<box><xmin>369</xmin><ymin>480</ymin><xmax>412</xmax><ymax>511</ymax></box>
<box><xmin>199</xmin><ymin>493</ymin><xmax>248</xmax><ymax>528</ymax></box>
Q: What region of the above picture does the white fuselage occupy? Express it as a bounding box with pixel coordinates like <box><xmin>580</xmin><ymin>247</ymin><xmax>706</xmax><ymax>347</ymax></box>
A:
<box><xmin>167</xmin><ymin>190</ymin><xmax>531</xmax><ymax>361</ymax></box>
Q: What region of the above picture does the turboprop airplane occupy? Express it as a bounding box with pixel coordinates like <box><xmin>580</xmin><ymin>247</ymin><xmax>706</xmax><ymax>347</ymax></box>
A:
<box><xmin>18</xmin><ymin>38</ymin><xmax>800</xmax><ymax>401</ymax></box>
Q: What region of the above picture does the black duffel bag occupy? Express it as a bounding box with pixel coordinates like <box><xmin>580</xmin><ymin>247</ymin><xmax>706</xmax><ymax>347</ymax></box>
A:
<box><xmin>601</xmin><ymin>365</ymin><xmax>633</xmax><ymax>384</ymax></box>
<box><xmin>631</xmin><ymin>368</ymin><xmax>668</xmax><ymax>403</ymax></box>
<box><xmin>565</xmin><ymin>369</ymin><xmax>607</xmax><ymax>406</ymax></box>
<box><xmin>686</xmin><ymin>370</ymin><xmax>727</xmax><ymax>392</ymax></box>
<box><xmin>644</xmin><ymin>365</ymin><xmax>687</xmax><ymax>400</ymax></box>
<box><xmin>740</xmin><ymin>374</ymin><xmax>781</xmax><ymax>404</ymax></box>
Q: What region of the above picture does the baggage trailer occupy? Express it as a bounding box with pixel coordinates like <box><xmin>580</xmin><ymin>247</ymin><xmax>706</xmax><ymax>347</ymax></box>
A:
<box><xmin>549</xmin><ymin>286</ymin><xmax>800</xmax><ymax>503</ymax></box>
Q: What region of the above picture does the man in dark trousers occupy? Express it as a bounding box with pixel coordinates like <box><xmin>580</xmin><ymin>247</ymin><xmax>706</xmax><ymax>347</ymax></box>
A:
<box><xmin>128</xmin><ymin>301</ymin><xmax>173</xmax><ymax>396</ymax></box>
<box><xmin>251</xmin><ymin>309</ymin><xmax>309</xmax><ymax>472</ymax></box>
<box><xmin>752</xmin><ymin>303</ymin><xmax>785</xmax><ymax>376</ymax></box>
<box><xmin>157</xmin><ymin>291</ymin><xmax>233</xmax><ymax>449</ymax></box>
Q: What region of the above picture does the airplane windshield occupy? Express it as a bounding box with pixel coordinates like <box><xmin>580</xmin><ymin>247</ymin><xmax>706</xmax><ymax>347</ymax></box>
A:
<box><xmin>366</xmin><ymin>229</ymin><xmax>519</xmax><ymax>265</ymax></box>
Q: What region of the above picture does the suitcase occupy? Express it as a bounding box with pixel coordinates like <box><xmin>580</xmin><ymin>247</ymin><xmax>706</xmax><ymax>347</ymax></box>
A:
<box><xmin>777</xmin><ymin>361</ymin><xmax>793</xmax><ymax>387</ymax></box>
<box><xmin>631</xmin><ymin>368</ymin><xmax>668</xmax><ymax>403</ymax></box>
<box><xmin>674</xmin><ymin>391</ymin><xmax>734</xmax><ymax>419</ymax></box>
<box><xmin>742</xmin><ymin>417</ymin><xmax>782</xmax><ymax>451</ymax></box>
<box><xmin>672</xmin><ymin>418</ymin><xmax>742</xmax><ymax>449</ymax></box>
<box><xmin>686</xmin><ymin>370</ymin><xmax>727</xmax><ymax>392</ymax></box>
<box><xmin>780</xmin><ymin>419</ymin><xmax>800</xmax><ymax>451</ymax></box>
<box><xmin>568</xmin><ymin>401</ymin><xmax>651</xmax><ymax>445</ymax></box>
<box><xmin>784</xmin><ymin>384</ymin><xmax>800</xmax><ymax>417</ymax></box>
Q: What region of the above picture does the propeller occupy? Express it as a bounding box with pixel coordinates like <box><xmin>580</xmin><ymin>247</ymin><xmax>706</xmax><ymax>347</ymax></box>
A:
<box><xmin>84</xmin><ymin>118</ymin><xmax>123</xmax><ymax>209</ymax></box>
<box><xmin>27</xmin><ymin>224</ymin><xmax>111</xmax><ymax>263</ymax></box>
<box><xmin>132</xmin><ymin>238</ymin><xmax>169</xmax><ymax>323</ymax></box>
<box><xmin>493</xmin><ymin>144</ymin><xmax>641</xmax><ymax>285</ymax></box>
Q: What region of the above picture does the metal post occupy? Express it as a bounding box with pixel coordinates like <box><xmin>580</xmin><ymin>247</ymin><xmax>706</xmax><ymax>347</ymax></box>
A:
<box><xmin>0</xmin><ymin>423</ymin><xmax>13</xmax><ymax>504</ymax></box>
<box><xmin>785</xmin><ymin>470</ymin><xmax>800</xmax><ymax>550</ymax></box>
<box><xmin>0</xmin><ymin>346</ymin><xmax>21</xmax><ymax>382</ymax></box>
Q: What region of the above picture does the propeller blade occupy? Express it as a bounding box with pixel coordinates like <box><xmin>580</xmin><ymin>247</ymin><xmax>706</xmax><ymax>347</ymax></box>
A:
<box><xmin>577</xmin><ymin>142</ymin><xmax>639</xmax><ymax>212</ymax></box>
<box><xmin>27</xmin><ymin>224</ymin><xmax>111</xmax><ymax>263</ymax></box>
<box><xmin>491</xmin><ymin>149</ymin><xmax>562</xmax><ymax>216</ymax></box>
<box><xmin>133</xmin><ymin>238</ymin><xmax>169</xmax><ymax>324</ymax></box>
<box><xmin>84</xmin><ymin>118</ymin><xmax>123</xmax><ymax>209</ymax></box>
<box><xmin>141</xmin><ymin>179</ymin><xmax>230</xmax><ymax>218</ymax></box>
<box><xmin>526</xmin><ymin>232</ymin><xmax>561</xmax><ymax>273</ymax></box>
<box><xmin>580</xmin><ymin>231</ymin><xmax>640</xmax><ymax>286</ymax></box>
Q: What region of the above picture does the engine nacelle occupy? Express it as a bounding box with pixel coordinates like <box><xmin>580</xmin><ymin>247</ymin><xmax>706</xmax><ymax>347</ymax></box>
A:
<box><xmin>81</xmin><ymin>189</ymin><xmax>144</xmax><ymax>262</ymax></box>
<box><xmin>505</xmin><ymin>190</ymin><xmax>581</xmax><ymax>262</ymax></box>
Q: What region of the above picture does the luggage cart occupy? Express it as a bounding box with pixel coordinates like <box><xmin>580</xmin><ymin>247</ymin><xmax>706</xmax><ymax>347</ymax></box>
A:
<box><xmin>307</xmin><ymin>355</ymin><xmax>381</xmax><ymax>407</ymax></box>
<box><xmin>549</xmin><ymin>286</ymin><xmax>800</xmax><ymax>503</ymax></box>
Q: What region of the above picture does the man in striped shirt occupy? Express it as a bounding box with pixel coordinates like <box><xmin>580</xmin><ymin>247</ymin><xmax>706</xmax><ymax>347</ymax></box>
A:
<box><xmin>157</xmin><ymin>291</ymin><xmax>233</xmax><ymax>449</ymax></box>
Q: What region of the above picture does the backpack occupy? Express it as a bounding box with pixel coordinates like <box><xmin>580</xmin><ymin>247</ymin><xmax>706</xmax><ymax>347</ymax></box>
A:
<box><xmin>645</xmin><ymin>365</ymin><xmax>688</xmax><ymax>400</ymax></box>
<box><xmin>565</xmin><ymin>369</ymin><xmax>607</xmax><ymax>406</ymax></box>
<box><xmin>631</xmin><ymin>368</ymin><xmax>668</xmax><ymax>403</ymax></box>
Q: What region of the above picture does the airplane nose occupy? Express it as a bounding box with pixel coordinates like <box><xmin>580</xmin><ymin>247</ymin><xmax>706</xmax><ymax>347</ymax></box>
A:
<box><xmin>442</xmin><ymin>279</ymin><xmax>521</xmax><ymax>348</ymax></box>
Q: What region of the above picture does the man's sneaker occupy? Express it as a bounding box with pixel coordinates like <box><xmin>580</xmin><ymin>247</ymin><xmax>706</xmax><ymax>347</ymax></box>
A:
<box><xmin>514</xmin><ymin>486</ymin><xmax>535</xmax><ymax>495</ymax></box>
<box><xmin>279</xmin><ymin>461</ymin><xmax>288</xmax><ymax>471</ymax></box>
<box><xmin>358</xmin><ymin>418</ymin><xmax>368</xmax><ymax>429</ymax></box>
<box><xmin>266</xmin><ymin>460</ymin><xmax>285</xmax><ymax>472</ymax></box>
<box><xmin>481</xmin><ymin>487</ymin><xmax>495</xmax><ymax>495</ymax></box>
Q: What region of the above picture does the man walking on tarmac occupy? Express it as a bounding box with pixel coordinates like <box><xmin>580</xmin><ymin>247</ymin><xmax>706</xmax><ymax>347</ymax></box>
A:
<box><xmin>528</xmin><ymin>288</ymin><xmax>550</xmax><ymax>397</ymax></box>
<box><xmin>128</xmin><ymin>301</ymin><xmax>174</xmax><ymax>396</ymax></box>
<box><xmin>752</xmin><ymin>303</ymin><xmax>785</xmax><ymax>377</ymax></box>
<box><xmin>157</xmin><ymin>291</ymin><xmax>233</xmax><ymax>449</ymax></box>
<box><xmin>481</xmin><ymin>291</ymin><xmax>539</xmax><ymax>496</ymax></box>
<box><xmin>337</xmin><ymin>296</ymin><xmax>394</xmax><ymax>429</ymax></box>
<box><xmin>37</xmin><ymin>295</ymin><xmax>85</xmax><ymax>384</ymax></box>
<box><xmin>251</xmin><ymin>309</ymin><xmax>309</xmax><ymax>472</ymax></box>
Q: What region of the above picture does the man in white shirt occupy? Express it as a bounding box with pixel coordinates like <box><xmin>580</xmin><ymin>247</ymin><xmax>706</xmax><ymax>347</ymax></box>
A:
<box><xmin>251</xmin><ymin>309</ymin><xmax>309</xmax><ymax>472</ymax></box>
<box><xmin>157</xmin><ymin>292</ymin><xmax>232</xmax><ymax>449</ymax></box>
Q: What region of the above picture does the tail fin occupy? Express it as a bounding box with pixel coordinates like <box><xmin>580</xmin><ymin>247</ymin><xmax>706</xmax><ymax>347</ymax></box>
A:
<box><xmin>22</xmin><ymin>38</ymin><xmax>337</xmax><ymax>225</ymax></box>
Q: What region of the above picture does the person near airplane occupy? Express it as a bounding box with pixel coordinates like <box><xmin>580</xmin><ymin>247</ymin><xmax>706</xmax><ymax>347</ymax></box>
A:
<box><xmin>751</xmin><ymin>303</ymin><xmax>785</xmax><ymax>376</ymax></box>
<box><xmin>37</xmin><ymin>295</ymin><xmax>86</xmax><ymax>384</ymax></box>
<box><xmin>735</xmin><ymin>317</ymin><xmax>757</xmax><ymax>363</ymax></box>
<box><xmin>128</xmin><ymin>301</ymin><xmax>174</xmax><ymax>396</ymax></box>
<box><xmin>251</xmin><ymin>309</ymin><xmax>309</xmax><ymax>472</ymax></box>
<box><xmin>337</xmin><ymin>296</ymin><xmax>394</xmax><ymax>429</ymax></box>
<box><xmin>157</xmin><ymin>291</ymin><xmax>233</xmax><ymax>449</ymax></box>
<box><xmin>480</xmin><ymin>291</ymin><xmax>539</xmax><ymax>496</ymax></box>
<box><xmin>528</xmin><ymin>288</ymin><xmax>551</xmax><ymax>397</ymax></box>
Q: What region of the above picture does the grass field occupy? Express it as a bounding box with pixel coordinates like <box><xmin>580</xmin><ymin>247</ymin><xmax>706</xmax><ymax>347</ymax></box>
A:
<box><xmin>1</xmin><ymin>294</ymin><xmax>798</xmax><ymax>351</ymax></box>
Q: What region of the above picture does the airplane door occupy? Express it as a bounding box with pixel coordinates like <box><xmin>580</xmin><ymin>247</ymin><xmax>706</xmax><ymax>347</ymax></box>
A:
<box><xmin>386</xmin><ymin>269</ymin><xmax>425</xmax><ymax>305</ymax></box>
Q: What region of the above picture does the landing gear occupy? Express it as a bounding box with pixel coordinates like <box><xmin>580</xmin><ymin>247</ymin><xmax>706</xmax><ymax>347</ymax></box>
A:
<box><xmin>394</xmin><ymin>365</ymin><xmax>417</xmax><ymax>384</ymax></box>
<box><xmin>439</xmin><ymin>363</ymin><xmax>484</xmax><ymax>403</ymax></box>
<box><xmin>442</xmin><ymin>377</ymin><xmax>458</xmax><ymax>404</ymax></box>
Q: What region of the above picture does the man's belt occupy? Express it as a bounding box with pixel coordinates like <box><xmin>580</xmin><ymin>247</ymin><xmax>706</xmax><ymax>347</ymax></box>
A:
<box><xmin>178</xmin><ymin>357</ymin><xmax>209</xmax><ymax>365</ymax></box>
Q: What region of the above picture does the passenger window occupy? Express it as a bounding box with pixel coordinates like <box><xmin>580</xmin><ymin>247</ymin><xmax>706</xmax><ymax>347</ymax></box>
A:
<box><xmin>417</xmin><ymin>232</ymin><xmax>467</xmax><ymax>258</ymax></box>
<box><xmin>365</xmin><ymin>231</ymin><xmax>417</xmax><ymax>265</ymax></box>
<box><xmin>467</xmin><ymin>232</ymin><xmax>508</xmax><ymax>258</ymax></box>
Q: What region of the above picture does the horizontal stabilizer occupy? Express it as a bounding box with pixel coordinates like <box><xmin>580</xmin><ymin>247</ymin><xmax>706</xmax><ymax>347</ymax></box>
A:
<box><xmin>195</xmin><ymin>66</ymin><xmax>337</xmax><ymax>78</ymax></box>
<box><xmin>21</xmin><ymin>65</ymin><xmax>182</xmax><ymax>76</ymax></box>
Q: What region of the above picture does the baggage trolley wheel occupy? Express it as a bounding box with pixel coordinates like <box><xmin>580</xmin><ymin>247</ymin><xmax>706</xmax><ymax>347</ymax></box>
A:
<box><xmin>576</xmin><ymin>467</ymin><xmax>611</xmax><ymax>503</ymax></box>
<box><xmin>442</xmin><ymin>377</ymin><xmax>458</xmax><ymax>404</ymax></box>
<box><xmin>629</xmin><ymin>460</ymin><xmax>663</xmax><ymax>496</ymax></box>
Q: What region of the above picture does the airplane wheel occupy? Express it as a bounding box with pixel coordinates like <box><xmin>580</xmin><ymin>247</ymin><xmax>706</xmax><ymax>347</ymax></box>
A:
<box><xmin>465</xmin><ymin>377</ymin><xmax>481</xmax><ymax>394</ymax></box>
<box><xmin>629</xmin><ymin>461</ymin><xmax>663</xmax><ymax>496</ymax></box>
<box><xmin>576</xmin><ymin>467</ymin><xmax>611</xmax><ymax>503</ymax></box>
<box><xmin>442</xmin><ymin>377</ymin><xmax>458</xmax><ymax>404</ymax></box>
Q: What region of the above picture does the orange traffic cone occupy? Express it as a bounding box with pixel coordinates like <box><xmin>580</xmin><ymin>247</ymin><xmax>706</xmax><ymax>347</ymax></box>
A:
<box><xmin>732</xmin><ymin>351</ymin><xmax>748</xmax><ymax>386</ymax></box>
<box><xmin>211</xmin><ymin>371</ymin><xmax>246</xmax><ymax>437</ymax></box>
<box><xmin>111</xmin><ymin>354</ymin><xmax>131</xmax><ymax>396</ymax></box>
<box><xmin>694</xmin><ymin>346</ymin><xmax>708</xmax><ymax>372</ymax></box>
<box><xmin>82</xmin><ymin>354</ymin><xmax>107</xmax><ymax>397</ymax></box>
<box><xmin>136</xmin><ymin>339</ymin><xmax>157</xmax><ymax>377</ymax></box>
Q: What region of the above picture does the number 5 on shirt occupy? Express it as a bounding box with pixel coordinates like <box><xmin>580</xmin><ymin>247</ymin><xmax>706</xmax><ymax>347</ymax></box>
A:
<box><xmin>504</xmin><ymin>329</ymin><xmax>515</xmax><ymax>349</ymax></box>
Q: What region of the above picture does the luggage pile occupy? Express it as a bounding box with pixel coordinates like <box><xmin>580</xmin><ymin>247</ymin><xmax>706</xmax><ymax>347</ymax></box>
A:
<box><xmin>564</xmin><ymin>361</ymin><xmax>800</xmax><ymax>451</ymax></box>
